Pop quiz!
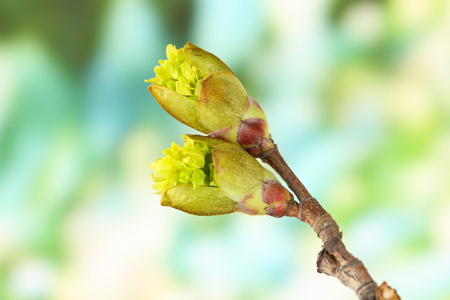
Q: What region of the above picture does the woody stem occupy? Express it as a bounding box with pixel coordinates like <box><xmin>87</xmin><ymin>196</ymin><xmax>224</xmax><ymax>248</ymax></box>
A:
<box><xmin>261</xmin><ymin>145</ymin><xmax>399</xmax><ymax>300</ymax></box>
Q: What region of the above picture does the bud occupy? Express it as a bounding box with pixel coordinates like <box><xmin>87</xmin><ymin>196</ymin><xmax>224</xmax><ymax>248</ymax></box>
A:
<box><xmin>151</xmin><ymin>135</ymin><xmax>293</xmax><ymax>217</ymax></box>
<box><xmin>146</xmin><ymin>43</ymin><xmax>274</xmax><ymax>157</ymax></box>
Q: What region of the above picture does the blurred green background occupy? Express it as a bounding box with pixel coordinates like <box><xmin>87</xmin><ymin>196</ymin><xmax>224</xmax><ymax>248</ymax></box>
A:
<box><xmin>0</xmin><ymin>0</ymin><xmax>449</xmax><ymax>299</ymax></box>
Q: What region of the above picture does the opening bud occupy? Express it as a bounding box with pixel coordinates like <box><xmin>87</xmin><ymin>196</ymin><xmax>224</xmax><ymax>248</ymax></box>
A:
<box><xmin>151</xmin><ymin>135</ymin><xmax>293</xmax><ymax>217</ymax></box>
<box><xmin>147</xmin><ymin>43</ymin><xmax>275</xmax><ymax>157</ymax></box>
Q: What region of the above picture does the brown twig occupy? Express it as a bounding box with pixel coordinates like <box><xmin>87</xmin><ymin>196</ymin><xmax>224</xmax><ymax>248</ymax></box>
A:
<box><xmin>261</xmin><ymin>145</ymin><xmax>400</xmax><ymax>300</ymax></box>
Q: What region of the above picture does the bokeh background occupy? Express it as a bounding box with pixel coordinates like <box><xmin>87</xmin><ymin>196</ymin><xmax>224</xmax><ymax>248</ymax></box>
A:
<box><xmin>1</xmin><ymin>0</ymin><xmax>449</xmax><ymax>299</ymax></box>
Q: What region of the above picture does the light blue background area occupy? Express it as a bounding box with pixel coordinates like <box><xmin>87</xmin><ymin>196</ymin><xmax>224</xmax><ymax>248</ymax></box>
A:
<box><xmin>0</xmin><ymin>0</ymin><xmax>449</xmax><ymax>299</ymax></box>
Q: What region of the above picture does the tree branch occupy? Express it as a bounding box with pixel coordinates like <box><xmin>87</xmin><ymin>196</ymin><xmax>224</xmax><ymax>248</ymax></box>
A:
<box><xmin>261</xmin><ymin>145</ymin><xmax>400</xmax><ymax>300</ymax></box>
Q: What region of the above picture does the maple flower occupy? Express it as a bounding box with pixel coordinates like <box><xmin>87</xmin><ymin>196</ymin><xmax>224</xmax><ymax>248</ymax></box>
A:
<box><xmin>151</xmin><ymin>135</ymin><xmax>292</xmax><ymax>217</ymax></box>
<box><xmin>146</xmin><ymin>43</ymin><xmax>274</xmax><ymax>157</ymax></box>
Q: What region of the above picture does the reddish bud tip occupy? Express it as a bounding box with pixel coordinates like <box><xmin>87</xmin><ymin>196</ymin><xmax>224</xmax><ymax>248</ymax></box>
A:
<box><xmin>237</xmin><ymin>118</ymin><xmax>267</xmax><ymax>146</ymax></box>
<box><xmin>262</xmin><ymin>180</ymin><xmax>293</xmax><ymax>218</ymax></box>
<box><xmin>237</xmin><ymin>118</ymin><xmax>273</xmax><ymax>157</ymax></box>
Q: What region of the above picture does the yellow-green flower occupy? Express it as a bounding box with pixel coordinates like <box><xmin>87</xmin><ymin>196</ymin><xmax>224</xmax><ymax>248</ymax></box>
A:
<box><xmin>146</xmin><ymin>45</ymin><xmax>204</xmax><ymax>102</ymax></box>
<box><xmin>146</xmin><ymin>43</ymin><xmax>274</xmax><ymax>157</ymax></box>
<box><xmin>151</xmin><ymin>135</ymin><xmax>293</xmax><ymax>217</ymax></box>
<box><xmin>150</xmin><ymin>135</ymin><xmax>217</xmax><ymax>193</ymax></box>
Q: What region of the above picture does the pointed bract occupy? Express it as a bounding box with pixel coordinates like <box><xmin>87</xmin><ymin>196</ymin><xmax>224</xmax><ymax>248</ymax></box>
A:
<box><xmin>212</xmin><ymin>143</ymin><xmax>276</xmax><ymax>202</ymax></box>
<box><xmin>242</xmin><ymin>96</ymin><xmax>268</xmax><ymax>122</ymax></box>
<box><xmin>162</xmin><ymin>185</ymin><xmax>236</xmax><ymax>216</ymax></box>
<box><xmin>183</xmin><ymin>42</ymin><xmax>232</xmax><ymax>76</ymax></box>
<box><xmin>149</xmin><ymin>84</ymin><xmax>209</xmax><ymax>133</ymax></box>
<box><xmin>197</xmin><ymin>71</ymin><xmax>248</xmax><ymax>132</ymax></box>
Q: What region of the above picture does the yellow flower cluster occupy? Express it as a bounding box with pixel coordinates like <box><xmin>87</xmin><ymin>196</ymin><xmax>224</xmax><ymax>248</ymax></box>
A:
<box><xmin>145</xmin><ymin>45</ymin><xmax>204</xmax><ymax>101</ymax></box>
<box><xmin>150</xmin><ymin>136</ymin><xmax>217</xmax><ymax>193</ymax></box>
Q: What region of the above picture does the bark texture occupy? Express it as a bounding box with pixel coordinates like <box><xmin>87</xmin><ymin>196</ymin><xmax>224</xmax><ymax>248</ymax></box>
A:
<box><xmin>261</xmin><ymin>145</ymin><xmax>400</xmax><ymax>300</ymax></box>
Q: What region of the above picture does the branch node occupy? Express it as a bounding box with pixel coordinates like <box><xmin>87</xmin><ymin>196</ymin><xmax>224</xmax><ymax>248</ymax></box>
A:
<box><xmin>317</xmin><ymin>249</ymin><xmax>338</xmax><ymax>276</ymax></box>
<box><xmin>357</xmin><ymin>281</ymin><xmax>378</xmax><ymax>300</ymax></box>
<box><xmin>259</xmin><ymin>143</ymin><xmax>278</xmax><ymax>159</ymax></box>
<box><xmin>340</xmin><ymin>258</ymin><xmax>363</xmax><ymax>272</ymax></box>
<box><xmin>312</xmin><ymin>213</ymin><xmax>337</xmax><ymax>238</ymax></box>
